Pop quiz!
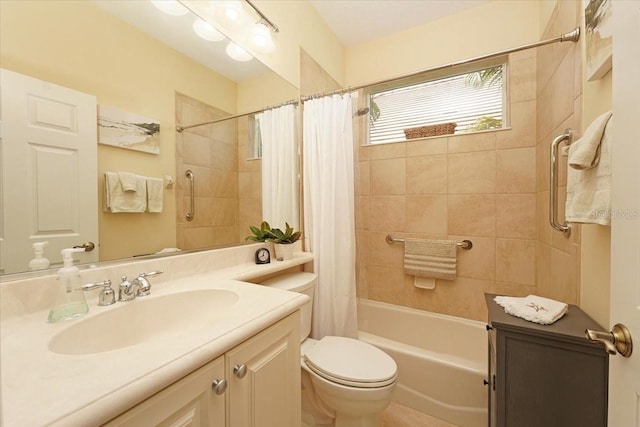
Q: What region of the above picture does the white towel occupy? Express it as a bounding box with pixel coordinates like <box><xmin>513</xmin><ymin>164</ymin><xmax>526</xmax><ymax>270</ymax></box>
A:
<box><xmin>568</xmin><ymin>111</ymin><xmax>612</xmax><ymax>170</ymax></box>
<box><xmin>117</xmin><ymin>171</ymin><xmax>139</xmax><ymax>191</ymax></box>
<box><xmin>566</xmin><ymin>114</ymin><xmax>613</xmax><ymax>225</ymax></box>
<box><xmin>404</xmin><ymin>238</ymin><xmax>457</xmax><ymax>280</ymax></box>
<box><xmin>494</xmin><ymin>295</ymin><xmax>568</xmax><ymax>325</ymax></box>
<box><xmin>146</xmin><ymin>177</ymin><xmax>164</xmax><ymax>213</ymax></box>
<box><xmin>104</xmin><ymin>172</ymin><xmax>147</xmax><ymax>213</ymax></box>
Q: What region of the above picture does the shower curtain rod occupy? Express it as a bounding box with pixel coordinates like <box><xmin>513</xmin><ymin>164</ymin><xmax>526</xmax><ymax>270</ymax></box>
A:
<box><xmin>176</xmin><ymin>98</ymin><xmax>299</xmax><ymax>133</ymax></box>
<box><xmin>300</xmin><ymin>27</ymin><xmax>580</xmax><ymax>101</ymax></box>
<box><xmin>177</xmin><ymin>26</ymin><xmax>580</xmax><ymax>132</ymax></box>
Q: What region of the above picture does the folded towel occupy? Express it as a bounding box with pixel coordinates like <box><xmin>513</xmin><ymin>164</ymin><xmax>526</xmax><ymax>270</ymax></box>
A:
<box><xmin>494</xmin><ymin>295</ymin><xmax>568</xmax><ymax>325</ymax></box>
<box><xmin>117</xmin><ymin>171</ymin><xmax>139</xmax><ymax>191</ymax></box>
<box><xmin>568</xmin><ymin>111</ymin><xmax>612</xmax><ymax>170</ymax></box>
<box><xmin>146</xmin><ymin>177</ymin><xmax>164</xmax><ymax>213</ymax></box>
<box><xmin>104</xmin><ymin>172</ymin><xmax>147</xmax><ymax>213</ymax></box>
<box><xmin>566</xmin><ymin>114</ymin><xmax>613</xmax><ymax>225</ymax></box>
<box><xmin>404</xmin><ymin>238</ymin><xmax>457</xmax><ymax>280</ymax></box>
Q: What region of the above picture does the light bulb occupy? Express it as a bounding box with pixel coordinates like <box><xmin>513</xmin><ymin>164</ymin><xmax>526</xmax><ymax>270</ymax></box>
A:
<box><xmin>220</xmin><ymin>1</ymin><xmax>247</xmax><ymax>27</ymax></box>
<box><xmin>251</xmin><ymin>22</ymin><xmax>274</xmax><ymax>53</ymax></box>
<box><xmin>193</xmin><ymin>18</ymin><xmax>225</xmax><ymax>42</ymax></box>
<box><xmin>226</xmin><ymin>41</ymin><xmax>253</xmax><ymax>62</ymax></box>
<box><xmin>151</xmin><ymin>0</ymin><xmax>189</xmax><ymax>16</ymax></box>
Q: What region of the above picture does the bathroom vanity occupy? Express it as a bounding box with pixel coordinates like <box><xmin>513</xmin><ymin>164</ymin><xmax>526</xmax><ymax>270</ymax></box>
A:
<box><xmin>0</xmin><ymin>244</ymin><xmax>312</xmax><ymax>426</ymax></box>
<box><xmin>105</xmin><ymin>312</ymin><xmax>300</xmax><ymax>426</ymax></box>
<box><xmin>485</xmin><ymin>294</ymin><xmax>609</xmax><ymax>427</ymax></box>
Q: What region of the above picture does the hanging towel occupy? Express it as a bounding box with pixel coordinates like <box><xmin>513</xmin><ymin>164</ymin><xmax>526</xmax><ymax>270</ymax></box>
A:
<box><xmin>117</xmin><ymin>171</ymin><xmax>139</xmax><ymax>191</ymax></box>
<box><xmin>403</xmin><ymin>238</ymin><xmax>457</xmax><ymax>280</ymax></box>
<box><xmin>146</xmin><ymin>177</ymin><xmax>164</xmax><ymax>213</ymax></box>
<box><xmin>104</xmin><ymin>172</ymin><xmax>147</xmax><ymax>213</ymax></box>
<box><xmin>566</xmin><ymin>113</ymin><xmax>613</xmax><ymax>225</ymax></box>
<box><xmin>568</xmin><ymin>111</ymin><xmax>612</xmax><ymax>170</ymax></box>
<box><xmin>493</xmin><ymin>295</ymin><xmax>568</xmax><ymax>325</ymax></box>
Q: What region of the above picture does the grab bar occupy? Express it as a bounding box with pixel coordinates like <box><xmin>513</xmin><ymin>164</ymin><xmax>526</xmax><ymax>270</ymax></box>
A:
<box><xmin>549</xmin><ymin>129</ymin><xmax>572</xmax><ymax>237</ymax></box>
<box><xmin>185</xmin><ymin>169</ymin><xmax>194</xmax><ymax>221</ymax></box>
<box><xmin>385</xmin><ymin>235</ymin><xmax>472</xmax><ymax>250</ymax></box>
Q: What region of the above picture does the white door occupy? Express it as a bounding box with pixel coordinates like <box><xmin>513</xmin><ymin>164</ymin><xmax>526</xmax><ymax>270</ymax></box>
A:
<box><xmin>0</xmin><ymin>69</ymin><xmax>98</xmax><ymax>274</ymax></box>
<box><xmin>609</xmin><ymin>1</ymin><xmax>640</xmax><ymax>425</ymax></box>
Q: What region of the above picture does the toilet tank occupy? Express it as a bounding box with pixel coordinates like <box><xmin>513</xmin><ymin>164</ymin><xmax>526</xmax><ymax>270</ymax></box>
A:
<box><xmin>262</xmin><ymin>272</ymin><xmax>316</xmax><ymax>342</ymax></box>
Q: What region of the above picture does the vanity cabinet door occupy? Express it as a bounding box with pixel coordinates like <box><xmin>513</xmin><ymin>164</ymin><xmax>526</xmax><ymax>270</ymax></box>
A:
<box><xmin>103</xmin><ymin>356</ymin><xmax>226</xmax><ymax>427</ymax></box>
<box><xmin>225</xmin><ymin>312</ymin><xmax>301</xmax><ymax>427</ymax></box>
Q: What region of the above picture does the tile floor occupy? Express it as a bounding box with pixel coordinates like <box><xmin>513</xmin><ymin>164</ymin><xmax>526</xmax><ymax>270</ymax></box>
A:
<box><xmin>378</xmin><ymin>402</ymin><xmax>458</xmax><ymax>427</ymax></box>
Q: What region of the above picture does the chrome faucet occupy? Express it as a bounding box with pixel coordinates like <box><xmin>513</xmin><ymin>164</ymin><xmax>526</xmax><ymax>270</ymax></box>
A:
<box><xmin>118</xmin><ymin>271</ymin><xmax>163</xmax><ymax>302</ymax></box>
<box><xmin>80</xmin><ymin>279</ymin><xmax>115</xmax><ymax>306</ymax></box>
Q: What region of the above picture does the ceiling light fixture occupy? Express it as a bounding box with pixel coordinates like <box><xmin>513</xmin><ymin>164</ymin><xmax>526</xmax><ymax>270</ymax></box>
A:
<box><xmin>220</xmin><ymin>1</ymin><xmax>248</xmax><ymax>28</ymax></box>
<box><xmin>250</xmin><ymin>21</ymin><xmax>275</xmax><ymax>53</ymax></box>
<box><xmin>226</xmin><ymin>41</ymin><xmax>253</xmax><ymax>62</ymax></box>
<box><xmin>193</xmin><ymin>18</ymin><xmax>225</xmax><ymax>42</ymax></box>
<box><xmin>151</xmin><ymin>0</ymin><xmax>189</xmax><ymax>16</ymax></box>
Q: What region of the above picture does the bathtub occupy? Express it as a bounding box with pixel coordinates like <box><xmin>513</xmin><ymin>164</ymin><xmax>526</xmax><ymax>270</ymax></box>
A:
<box><xmin>357</xmin><ymin>299</ymin><xmax>488</xmax><ymax>427</ymax></box>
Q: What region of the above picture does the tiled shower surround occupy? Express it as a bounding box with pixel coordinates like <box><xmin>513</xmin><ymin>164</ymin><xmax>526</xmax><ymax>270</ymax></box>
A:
<box><xmin>354</xmin><ymin>1</ymin><xmax>582</xmax><ymax>322</ymax></box>
<box><xmin>175</xmin><ymin>93</ymin><xmax>262</xmax><ymax>250</ymax></box>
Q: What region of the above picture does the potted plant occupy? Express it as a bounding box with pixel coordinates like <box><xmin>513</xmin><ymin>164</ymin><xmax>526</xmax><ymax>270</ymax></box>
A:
<box><xmin>267</xmin><ymin>222</ymin><xmax>301</xmax><ymax>260</ymax></box>
<box><xmin>246</xmin><ymin>221</ymin><xmax>301</xmax><ymax>260</ymax></box>
<box><xmin>245</xmin><ymin>221</ymin><xmax>274</xmax><ymax>243</ymax></box>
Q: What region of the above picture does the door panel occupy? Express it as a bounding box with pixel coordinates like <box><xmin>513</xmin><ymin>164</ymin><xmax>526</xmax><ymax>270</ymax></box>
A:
<box><xmin>0</xmin><ymin>68</ymin><xmax>98</xmax><ymax>273</ymax></box>
<box><xmin>610</xmin><ymin>2</ymin><xmax>640</xmax><ymax>425</ymax></box>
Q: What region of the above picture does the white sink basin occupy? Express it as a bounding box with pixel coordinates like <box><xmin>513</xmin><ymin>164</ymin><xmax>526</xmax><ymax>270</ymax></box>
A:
<box><xmin>49</xmin><ymin>289</ymin><xmax>239</xmax><ymax>355</ymax></box>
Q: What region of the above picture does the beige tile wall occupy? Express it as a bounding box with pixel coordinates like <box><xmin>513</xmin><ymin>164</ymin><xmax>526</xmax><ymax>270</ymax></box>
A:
<box><xmin>355</xmin><ymin>1</ymin><xmax>584</xmax><ymax>322</ymax></box>
<box><xmin>535</xmin><ymin>1</ymin><xmax>582</xmax><ymax>305</ymax></box>
<box><xmin>175</xmin><ymin>93</ymin><xmax>259</xmax><ymax>250</ymax></box>
<box><xmin>355</xmin><ymin>51</ymin><xmax>540</xmax><ymax>322</ymax></box>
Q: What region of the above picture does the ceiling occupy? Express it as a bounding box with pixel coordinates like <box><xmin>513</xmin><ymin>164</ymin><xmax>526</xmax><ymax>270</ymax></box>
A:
<box><xmin>93</xmin><ymin>1</ymin><xmax>489</xmax><ymax>83</ymax></box>
<box><xmin>309</xmin><ymin>0</ymin><xmax>490</xmax><ymax>46</ymax></box>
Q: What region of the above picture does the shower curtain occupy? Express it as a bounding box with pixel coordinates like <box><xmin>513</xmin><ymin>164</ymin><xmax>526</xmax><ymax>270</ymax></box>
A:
<box><xmin>258</xmin><ymin>104</ymin><xmax>299</xmax><ymax>230</ymax></box>
<box><xmin>303</xmin><ymin>94</ymin><xmax>358</xmax><ymax>339</ymax></box>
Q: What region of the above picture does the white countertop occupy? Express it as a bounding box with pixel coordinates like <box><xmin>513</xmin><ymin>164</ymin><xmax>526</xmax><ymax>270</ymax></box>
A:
<box><xmin>1</xmin><ymin>251</ymin><xmax>312</xmax><ymax>426</ymax></box>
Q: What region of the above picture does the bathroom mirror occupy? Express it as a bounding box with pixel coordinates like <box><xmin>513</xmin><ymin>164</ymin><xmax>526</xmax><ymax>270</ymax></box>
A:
<box><xmin>0</xmin><ymin>0</ymin><xmax>299</xmax><ymax>276</ymax></box>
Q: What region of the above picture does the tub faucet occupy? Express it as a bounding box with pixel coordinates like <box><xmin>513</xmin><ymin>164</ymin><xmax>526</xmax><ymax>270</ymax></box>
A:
<box><xmin>118</xmin><ymin>271</ymin><xmax>163</xmax><ymax>302</ymax></box>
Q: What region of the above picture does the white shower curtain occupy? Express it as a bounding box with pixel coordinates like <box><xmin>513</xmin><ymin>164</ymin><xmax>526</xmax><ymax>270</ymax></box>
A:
<box><xmin>258</xmin><ymin>104</ymin><xmax>299</xmax><ymax>230</ymax></box>
<box><xmin>303</xmin><ymin>94</ymin><xmax>358</xmax><ymax>339</ymax></box>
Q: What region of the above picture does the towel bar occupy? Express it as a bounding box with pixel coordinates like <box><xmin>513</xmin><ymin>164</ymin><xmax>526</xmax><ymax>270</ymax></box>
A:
<box><xmin>385</xmin><ymin>235</ymin><xmax>472</xmax><ymax>250</ymax></box>
<box><xmin>549</xmin><ymin>129</ymin><xmax>572</xmax><ymax>237</ymax></box>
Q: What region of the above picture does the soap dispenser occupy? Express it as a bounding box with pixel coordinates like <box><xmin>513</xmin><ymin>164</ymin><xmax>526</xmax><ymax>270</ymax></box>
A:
<box><xmin>47</xmin><ymin>248</ymin><xmax>89</xmax><ymax>323</ymax></box>
<box><xmin>29</xmin><ymin>241</ymin><xmax>50</xmax><ymax>271</ymax></box>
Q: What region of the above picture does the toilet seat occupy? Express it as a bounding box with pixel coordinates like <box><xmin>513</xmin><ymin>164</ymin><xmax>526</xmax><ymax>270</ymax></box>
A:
<box><xmin>303</xmin><ymin>336</ymin><xmax>397</xmax><ymax>388</ymax></box>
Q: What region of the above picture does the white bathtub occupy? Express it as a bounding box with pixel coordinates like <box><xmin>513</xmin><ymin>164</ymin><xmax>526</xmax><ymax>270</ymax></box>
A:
<box><xmin>357</xmin><ymin>299</ymin><xmax>488</xmax><ymax>427</ymax></box>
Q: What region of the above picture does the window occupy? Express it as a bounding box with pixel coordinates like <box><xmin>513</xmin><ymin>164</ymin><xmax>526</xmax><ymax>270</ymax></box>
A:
<box><xmin>367</xmin><ymin>62</ymin><xmax>506</xmax><ymax>144</ymax></box>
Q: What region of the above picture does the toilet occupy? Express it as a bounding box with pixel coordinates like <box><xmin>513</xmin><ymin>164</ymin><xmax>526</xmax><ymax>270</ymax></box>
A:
<box><xmin>262</xmin><ymin>272</ymin><xmax>397</xmax><ymax>427</ymax></box>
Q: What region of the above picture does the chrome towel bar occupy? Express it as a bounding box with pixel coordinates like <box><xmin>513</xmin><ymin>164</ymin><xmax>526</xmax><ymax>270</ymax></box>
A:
<box><xmin>385</xmin><ymin>235</ymin><xmax>472</xmax><ymax>250</ymax></box>
<box><xmin>549</xmin><ymin>129</ymin><xmax>572</xmax><ymax>237</ymax></box>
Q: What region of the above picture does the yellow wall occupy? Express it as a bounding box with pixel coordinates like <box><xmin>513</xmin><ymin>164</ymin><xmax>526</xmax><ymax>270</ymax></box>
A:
<box><xmin>0</xmin><ymin>1</ymin><xmax>237</xmax><ymax>262</ymax></box>
<box><xmin>345</xmin><ymin>0</ymin><xmax>540</xmax><ymax>87</ymax></box>
<box><xmin>237</xmin><ymin>72</ymin><xmax>299</xmax><ymax>113</ymax></box>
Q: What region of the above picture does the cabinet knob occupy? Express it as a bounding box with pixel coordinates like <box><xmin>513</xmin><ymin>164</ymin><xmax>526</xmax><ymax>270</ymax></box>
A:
<box><xmin>486</xmin><ymin>324</ymin><xmax>493</xmax><ymax>331</ymax></box>
<box><xmin>211</xmin><ymin>378</ymin><xmax>227</xmax><ymax>395</ymax></box>
<box><xmin>233</xmin><ymin>364</ymin><xmax>248</xmax><ymax>379</ymax></box>
<box><xmin>483</xmin><ymin>379</ymin><xmax>489</xmax><ymax>386</ymax></box>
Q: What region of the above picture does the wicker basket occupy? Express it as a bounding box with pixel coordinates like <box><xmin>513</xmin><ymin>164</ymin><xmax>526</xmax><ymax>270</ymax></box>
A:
<box><xmin>403</xmin><ymin>122</ymin><xmax>457</xmax><ymax>139</ymax></box>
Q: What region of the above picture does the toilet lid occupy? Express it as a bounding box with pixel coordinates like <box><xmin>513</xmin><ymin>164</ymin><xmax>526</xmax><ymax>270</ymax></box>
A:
<box><xmin>303</xmin><ymin>336</ymin><xmax>397</xmax><ymax>388</ymax></box>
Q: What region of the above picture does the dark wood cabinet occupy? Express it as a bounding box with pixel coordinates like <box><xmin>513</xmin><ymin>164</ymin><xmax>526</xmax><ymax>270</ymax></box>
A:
<box><xmin>485</xmin><ymin>294</ymin><xmax>609</xmax><ymax>427</ymax></box>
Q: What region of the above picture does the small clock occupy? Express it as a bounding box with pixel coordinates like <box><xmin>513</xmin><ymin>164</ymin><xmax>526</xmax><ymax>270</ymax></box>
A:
<box><xmin>255</xmin><ymin>248</ymin><xmax>270</xmax><ymax>264</ymax></box>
